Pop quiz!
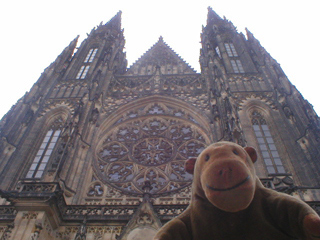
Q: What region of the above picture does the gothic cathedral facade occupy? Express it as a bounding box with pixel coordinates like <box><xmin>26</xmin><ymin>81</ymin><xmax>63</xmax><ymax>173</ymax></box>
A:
<box><xmin>0</xmin><ymin>8</ymin><xmax>319</xmax><ymax>240</ymax></box>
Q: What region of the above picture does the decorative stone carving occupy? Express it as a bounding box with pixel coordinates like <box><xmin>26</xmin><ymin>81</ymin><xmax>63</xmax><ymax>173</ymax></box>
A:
<box><xmin>87</xmin><ymin>182</ymin><xmax>104</xmax><ymax>197</ymax></box>
<box><xmin>89</xmin><ymin>98</ymin><xmax>212</xmax><ymax>201</ymax></box>
<box><xmin>94</xmin><ymin>113</ymin><xmax>207</xmax><ymax>196</ymax></box>
<box><xmin>89</xmin><ymin>108</ymin><xmax>99</xmax><ymax>124</ymax></box>
<box><xmin>0</xmin><ymin>223</ymin><xmax>14</xmax><ymax>240</ymax></box>
<box><xmin>104</xmin><ymin>74</ymin><xmax>209</xmax><ymax>114</ymax></box>
<box><xmin>22</xmin><ymin>212</ymin><xmax>38</xmax><ymax>219</ymax></box>
<box><xmin>49</xmin><ymin>82</ymin><xmax>88</xmax><ymax>99</ymax></box>
<box><xmin>30</xmin><ymin>222</ymin><xmax>43</xmax><ymax>240</ymax></box>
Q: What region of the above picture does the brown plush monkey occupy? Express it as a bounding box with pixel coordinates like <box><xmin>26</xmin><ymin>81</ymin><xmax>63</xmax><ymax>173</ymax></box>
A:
<box><xmin>154</xmin><ymin>141</ymin><xmax>320</xmax><ymax>240</ymax></box>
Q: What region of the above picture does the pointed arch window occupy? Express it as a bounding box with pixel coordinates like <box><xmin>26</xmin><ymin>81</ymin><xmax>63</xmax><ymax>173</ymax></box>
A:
<box><xmin>224</xmin><ymin>42</ymin><xmax>245</xmax><ymax>73</ymax></box>
<box><xmin>76</xmin><ymin>48</ymin><xmax>98</xmax><ymax>79</ymax></box>
<box><xmin>251</xmin><ymin>111</ymin><xmax>286</xmax><ymax>174</ymax></box>
<box><xmin>224</xmin><ymin>43</ymin><xmax>238</xmax><ymax>57</ymax></box>
<box><xmin>230</xmin><ymin>60</ymin><xmax>244</xmax><ymax>73</ymax></box>
<box><xmin>26</xmin><ymin>120</ymin><xmax>63</xmax><ymax>179</ymax></box>
<box><xmin>84</xmin><ymin>48</ymin><xmax>98</xmax><ymax>63</ymax></box>
<box><xmin>215</xmin><ymin>46</ymin><xmax>221</xmax><ymax>58</ymax></box>
<box><xmin>76</xmin><ymin>66</ymin><xmax>90</xmax><ymax>79</ymax></box>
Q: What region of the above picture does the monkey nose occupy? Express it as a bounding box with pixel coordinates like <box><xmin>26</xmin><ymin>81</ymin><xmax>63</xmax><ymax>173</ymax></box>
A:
<box><xmin>219</xmin><ymin>167</ymin><xmax>233</xmax><ymax>176</ymax></box>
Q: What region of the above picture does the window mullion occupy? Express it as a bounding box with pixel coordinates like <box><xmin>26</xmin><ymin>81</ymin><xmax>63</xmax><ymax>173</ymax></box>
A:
<box><xmin>236</xmin><ymin>60</ymin><xmax>244</xmax><ymax>73</ymax></box>
<box><xmin>32</xmin><ymin>130</ymin><xmax>54</xmax><ymax>178</ymax></box>
<box><xmin>76</xmin><ymin>66</ymin><xmax>85</xmax><ymax>79</ymax></box>
<box><xmin>259</xmin><ymin>124</ymin><xmax>277</xmax><ymax>173</ymax></box>
<box><xmin>84</xmin><ymin>49</ymin><xmax>94</xmax><ymax>63</ymax></box>
<box><xmin>27</xmin><ymin>129</ymin><xmax>61</xmax><ymax>179</ymax></box>
<box><xmin>89</xmin><ymin>48</ymin><xmax>98</xmax><ymax>62</ymax></box>
<box><xmin>81</xmin><ymin>66</ymin><xmax>90</xmax><ymax>79</ymax></box>
<box><xmin>230</xmin><ymin>44</ymin><xmax>238</xmax><ymax>57</ymax></box>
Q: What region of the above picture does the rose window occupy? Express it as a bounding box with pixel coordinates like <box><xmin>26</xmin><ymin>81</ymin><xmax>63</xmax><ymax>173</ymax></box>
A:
<box><xmin>132</xmin><ymin>138</ymin><xmax>174</xmax><ymax>166</ymax></box>
<box><xmin>94</xmin><ymin>113</ymin><xmax>208</xmax><ymax>196</ymax></box>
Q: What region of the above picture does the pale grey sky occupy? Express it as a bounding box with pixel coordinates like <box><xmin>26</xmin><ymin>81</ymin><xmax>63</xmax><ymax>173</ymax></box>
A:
<box><xmin>0</xmin><ymin>0</ymin><xmax>319</xmax><ymax>119</ymax></box>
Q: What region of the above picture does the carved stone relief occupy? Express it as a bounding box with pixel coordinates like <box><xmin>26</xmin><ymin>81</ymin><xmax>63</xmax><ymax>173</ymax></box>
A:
<box><xmin>95</xmin><ymin>117</ymin><xmax>206</xmax><ymax>195</ymax></box>
<box><xmin>49</xmin><ymin>82</ymin><xmax>88</xmax><ymax>99</ymax></box>
<box><xmin>104</xmin><ymin>74</ymin><xmax>210</xmax><ymax>114</ymax></box>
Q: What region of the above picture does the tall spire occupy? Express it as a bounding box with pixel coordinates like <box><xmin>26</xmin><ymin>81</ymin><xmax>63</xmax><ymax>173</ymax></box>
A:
<box><xmin>54</xmin><ymin>35</ymin><xmax>79</xmax><ymax>67</ymax></box>
<box><xmin>104</xmin><ymin>10</ymin><xmax>122</xmax><ymax>30</ymax></box>
<box><xmin>207</xmin><ymin>6</ymin><xmax>223</xmax><ymax>25</ymax></box>
<box><xmin>93</xmin><ymin>11</ymin><xmax>122</xmax><ymax>35</ymax></box>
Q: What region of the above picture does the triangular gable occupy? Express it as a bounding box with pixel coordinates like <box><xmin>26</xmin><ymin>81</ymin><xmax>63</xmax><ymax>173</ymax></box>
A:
<box><xmin>127</xmin><ymin>36</ymin><xmax>196</xmax><ymax>74</ymax></box>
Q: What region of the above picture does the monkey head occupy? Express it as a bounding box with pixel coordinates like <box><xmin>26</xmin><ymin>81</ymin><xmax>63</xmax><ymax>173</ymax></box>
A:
<box><xmin>186</xmin><ymin>141</ymin><xmax>258</xmax><ymax>213</ymax></box>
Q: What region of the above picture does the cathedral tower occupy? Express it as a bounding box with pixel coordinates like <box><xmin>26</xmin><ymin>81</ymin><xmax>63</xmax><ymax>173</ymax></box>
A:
<box><xmin>0</xmin><ymin>8</ymin><xmax>319</xmax><ymax>240</ymax></box>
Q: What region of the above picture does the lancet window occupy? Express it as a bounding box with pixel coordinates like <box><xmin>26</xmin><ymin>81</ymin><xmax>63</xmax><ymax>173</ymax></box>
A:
<box><xmin>76</xmin><ymin>48</ymin><xmax>98</xmax><ymax>79</ymax></box>
<box><xmin>26</xmin><ymin>118</ymin><xmax>63</xmax><ymax>179</ymax></box>
<box><xmin>230</xmin><ymin>60</ymin><xmax>244</xmax><ymax>73</ymax></box>
<box><xmin>224</xmin><ymin>42</ymin><xmax>244</xmax><ymax>73</ymax></box>
<box><xmin>76</xmin><ymin>66</ymin><xmax>90</xmax><ymax>79</ymax></box>
<box><xmin>84</xmin><ymin>48</ymin><xmax>98</xmax><ymax>63</ymax></box>
<box><xmin>251</xmin><ymin>111</ymin><xmax>286</xmax><ymax>174</ymax></box>
<box><xmin>215</xmin><ymin>46</ymin><xmax>221</xmax><ymax>58</ymax></box>
<box><xmin>224</xmin><ymin>43</ymin><xmax>238</xmax><ymax>57</ymax></box>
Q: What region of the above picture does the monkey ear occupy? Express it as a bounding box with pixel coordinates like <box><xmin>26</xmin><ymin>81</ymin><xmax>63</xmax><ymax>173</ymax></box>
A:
<box><xmin>185</xmin><ymin>158</ymin><xmax>197</xmax><ymax>174</ymax></box>
<box><xmin>244</xmin><ymin>147</ymin><xmax>257</xmax><ymax>163</ymax></box>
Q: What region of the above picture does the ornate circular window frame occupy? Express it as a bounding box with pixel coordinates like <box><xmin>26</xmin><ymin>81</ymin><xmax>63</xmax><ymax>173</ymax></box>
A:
<box><xmin>93</xmin><ymin>97</ymin><xmax>212</xmax><ymax>196</ymax></box>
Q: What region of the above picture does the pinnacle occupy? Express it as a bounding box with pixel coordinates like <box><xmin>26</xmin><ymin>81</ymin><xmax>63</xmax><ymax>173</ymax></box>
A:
<box><xmin>245</xmin><ymin>28</ymin><xmax>253</xmax><ymax>36</ymax></box>
<box><xmin>207</xmin><ymin>6</ymin><xmax>222</xmax><ymax>24</ymax></box>
<box><xmin>158</xmin><ymin>36</ymin><xmax>164</xmax><ymax>42</ymax></box>
<box><xmin>104</xmin><ymin>10</ymin><xmax>122</xmax><ymax>30</ymax></box>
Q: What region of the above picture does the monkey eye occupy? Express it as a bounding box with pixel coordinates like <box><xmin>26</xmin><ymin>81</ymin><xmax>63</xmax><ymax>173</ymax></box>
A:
<box><xmin>205</xmin><ymin>154</ymin><xmax>210</xmax><ymax>161</ymax></box>
<box><xmin>233</xmin><ymin>149</ymin><xmax>239</xmax><ymax>155</ymax></box>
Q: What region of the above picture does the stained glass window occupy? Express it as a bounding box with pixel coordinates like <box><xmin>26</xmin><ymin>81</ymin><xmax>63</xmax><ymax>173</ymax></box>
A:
<box><xmin>76</xmin><ymin>48</ymin><xmax>98</xmax><ymax>79</ymax></box>
<box><xmin>93</xmin><ymin>103</ymin><xmax>209</xmax><ymax>195</ymax></box>
<box><xmin>76</xmin><ymin>66</ymin><xmax>90</xmax><ymax>79</ymax></box>
<box><xmin>84</xmin><ymin>48</ymin><xmax>98</xmax><ymax>63</ymax></box>
<box><xmin>26</xmin><ymin>129</ymin><xmax>61</xmax><ymax>178</ymax></box>
<box><xmin>251</xmin><ymin>111</ymin><xmax>286</xmax><ymax>174</ymax></box>
<box><xmin>230</xmin><ymin>60</ymin><xmax>244</xmax><ymax>73</ymax></box>
<box><xmin>224</xmin><ymin>43</ymin><xmax>238</xmax><ymax>57</ymax></box>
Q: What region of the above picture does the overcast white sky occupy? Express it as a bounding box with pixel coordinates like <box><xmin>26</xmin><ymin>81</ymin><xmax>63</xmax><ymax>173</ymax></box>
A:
<box><xmin>0</xmin><ymin>0</ymin><xmax>319</xmax><ymax>119</ymax></box>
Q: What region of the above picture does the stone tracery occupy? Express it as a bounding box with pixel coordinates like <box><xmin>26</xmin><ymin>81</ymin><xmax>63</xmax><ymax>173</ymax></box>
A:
<box><xmin>94</xmin><ymin>102</ymin><xmax>209</xmax><ymax>196</ymax></box>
